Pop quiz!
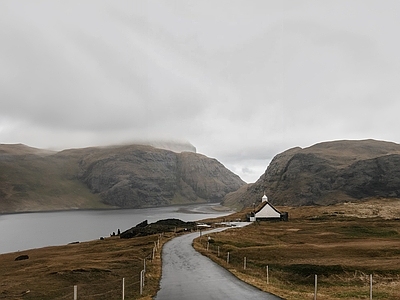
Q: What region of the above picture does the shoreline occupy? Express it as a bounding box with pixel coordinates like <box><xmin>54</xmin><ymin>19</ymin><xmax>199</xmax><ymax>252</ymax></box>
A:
<box><xmin>0</xmin><ymin>202</ymin><xmax>234</xmax><ymax>255</ymax></box>
<box><xmin>0</xmin><ymin>202</ymin><xmax>232</xmax><ymax>217</ymax></box>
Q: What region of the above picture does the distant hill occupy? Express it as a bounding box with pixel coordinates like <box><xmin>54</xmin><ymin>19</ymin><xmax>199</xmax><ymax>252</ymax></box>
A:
<box><xmin>0</xmin><ymin>143</ymin><xmax>245</xmax><ymax>213</ymax></box>
<box><xmin>223</xmin><ymin>139</ymin><xmax>400</xmax><ymax>209</ymax></box>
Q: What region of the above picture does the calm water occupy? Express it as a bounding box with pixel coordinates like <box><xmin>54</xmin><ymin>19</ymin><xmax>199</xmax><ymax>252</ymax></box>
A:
<box><xmin>0</xmin><ymin>204</ymin><xmax>232</xmax><ymax>254</ymax></box>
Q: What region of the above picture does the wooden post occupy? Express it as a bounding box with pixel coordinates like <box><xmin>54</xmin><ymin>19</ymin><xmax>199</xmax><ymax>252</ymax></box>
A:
<box><xmin>227</xmin><ymin>252</ymin><xmax>230</xmax><ymax>264</ymax></box>
<box><xmin>217</xmin><ymin>246</ymin><xmax>220</xmax><ymax>257</ymax></box>
<box><xmin>244</xmin><ymin>257</ymin><xmax>246</xmax><ymax>270</ymax></box>
<box><xmin>370</xmin><ymin>274</ymin><xmax>373</xmax><ymax>300</ymax></box>
<box><xmin>74</xmin><ymin>285</ymin><xmax>77</xmax><ymax>300</ymax></box>
<box><xmin>314</xmin><ymin>274</ymin><xmax>318</xmax><ymax>300</ymax></box>
<box><xmin>144</xmin><ymin>258</ymin><xmax>146</xmax><ymax>273</ymax></box>
<box><xmin>122</xmin><ymin>278</ymin><xmax>125</xmax><ymax>300</ymax></box>
<box><xmin>266</xmin><ymin>265</ymin><xmax>269</xmax><ymax>284</ymax></box>
<box><xmin>207</xmin><ymin>241</ymin><xmax>209</xmax><ymax>251</ymax></box>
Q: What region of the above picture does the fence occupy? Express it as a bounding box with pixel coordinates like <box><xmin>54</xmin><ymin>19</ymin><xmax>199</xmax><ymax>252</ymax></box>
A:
<box><xmin>62</xmin><ymin>236</ymin><xmax>163</xmax><ymax>300</ymax></box>
<box><xmin>8</xmin><ymin>234</ymin><xmax>166</xmax><ymax>300</ymax></box>
<box><xmin>68</xmin><ymin>275</ymin><xmax>143</xmax><ymax>300</ymax></box>
<box><xmin>197</xmin><ymin>238</ymin><xmax>387</xmax><ymax>300</ymax></box>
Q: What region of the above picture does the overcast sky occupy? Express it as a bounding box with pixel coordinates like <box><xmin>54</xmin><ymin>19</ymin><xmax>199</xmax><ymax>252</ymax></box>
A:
<box><xmin>1</xmin><ymin>1</ymin><xmax>400</xmax><ymax>183</ymax></box>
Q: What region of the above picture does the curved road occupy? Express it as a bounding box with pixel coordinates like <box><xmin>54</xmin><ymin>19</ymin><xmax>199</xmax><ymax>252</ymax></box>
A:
<box><xmin>155</xmin><ymin>226</ymin><xmax>282</xmax><ymax>300</ymax></box>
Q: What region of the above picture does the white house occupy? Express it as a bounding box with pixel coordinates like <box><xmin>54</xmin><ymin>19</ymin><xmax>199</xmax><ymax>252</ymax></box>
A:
<box><xmin>250</xmin><ymin>193</ymin><xmax>288</xmax><ymax>222</ymax></box>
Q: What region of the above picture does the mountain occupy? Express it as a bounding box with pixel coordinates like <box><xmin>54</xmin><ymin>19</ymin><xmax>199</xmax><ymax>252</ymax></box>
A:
<box><xmin>223</xmin><ymin>139</ymin><xmax>400</xmax><ymax>209</ymax></box>
<box><xmin>0</xmin><ymin>143</ymin><xmax>245</xmax><ymax>213</ymax></box>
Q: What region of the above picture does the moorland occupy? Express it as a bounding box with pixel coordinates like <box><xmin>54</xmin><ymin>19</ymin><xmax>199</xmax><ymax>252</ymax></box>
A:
<box><xmin>2</xmin><ymin>198</ymin><xmax>400</xmax><ymax>299</ymax></box>
<box><xmin>195</xmin><ymin>198</ymin><xmax>400</xmax><ymax>300</ymax></box>
<box><xmin>0</xmin><ymin>231</ymin><xmax>173</xmax><ymax>300</ymax></box>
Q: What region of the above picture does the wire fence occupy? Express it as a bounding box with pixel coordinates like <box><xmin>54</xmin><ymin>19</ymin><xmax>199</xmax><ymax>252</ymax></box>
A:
<box><xmin>0</xmin><ymin>267</ymin><xmax>148</xmax><ymax>300</ymax></box>
<box><xmin>50</xmin><ymin>249</ymin><xmax>155</xmax><ymax>300</ymax></box>
<box><xmin>1</xmin><ymin>234</ymin><xmax>166</xmax><ymax>300</ymax></box>
<box><xmin>58</xmin><ymin>232</ymin><xmax>173</xmax><ymax>300</ymax></box>
<box><xmin>196</xmin><ymin>237</ymin><xmax>399</xmax><ymax>300</ymax></box>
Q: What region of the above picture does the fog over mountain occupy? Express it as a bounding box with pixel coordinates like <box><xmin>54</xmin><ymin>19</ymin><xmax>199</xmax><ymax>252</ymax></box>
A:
<box><xmin>0</xmin><ymin>142</ymin><xmax>244</xmax><ymax>213</ymax></box>
<box><xmin>1</xmin><ymin>1</ymin><xmax>400</xmax><ymax>183</ymax></box>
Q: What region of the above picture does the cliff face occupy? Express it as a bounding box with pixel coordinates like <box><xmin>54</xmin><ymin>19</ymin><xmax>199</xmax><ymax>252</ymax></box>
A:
<box><xmin>0</xmin><ymin>143</ymin><xmax>245</xmax><ymax>212</ymax></box>
<box><xmin>77</xmin><ymin>145</ymin><xmax>244</xmax><ymax>208</ymax></box>
<box><xmin>223</xmin><ymin>140</ymin><xmax>400</xmax><ymax>209</ymax></box>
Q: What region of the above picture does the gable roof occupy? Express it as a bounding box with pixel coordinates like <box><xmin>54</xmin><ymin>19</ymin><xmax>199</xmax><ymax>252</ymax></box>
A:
<box><xmin>254</xmin><ymin>201</ymin><xmax>281</xmax><ymax>218</ymax></box>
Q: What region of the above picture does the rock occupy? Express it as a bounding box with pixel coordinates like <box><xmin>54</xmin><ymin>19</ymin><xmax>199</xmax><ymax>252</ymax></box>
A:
<box><xmin>120</xmin><ymin>218</ymin><xmax>197</xmax><ymax>238</ymax></box>
<box><xmin>135</xmin><ymin>220</ymin><xmax>148</xmax><ymax>228</ymax></box>
<box><xmin>15</xmin><ymin>255</ymin><xmax>29</xmax><ymax>261</ymax></box>
<box><xmin>0</xmin><ymin>142</ymin><xmax>245</xmax><ymax>213</ymax></box>
<box><xmin>223</xmin><ymin>140</ymin><xmax>400</xmax><ymax>208</ymax></box>
<box><xmin>78</xmin><ymin>145</ymin><xmax>245</xmax><ymax>208</ymax></box>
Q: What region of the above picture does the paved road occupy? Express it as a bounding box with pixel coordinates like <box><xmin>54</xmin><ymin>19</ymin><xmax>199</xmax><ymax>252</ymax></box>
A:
<box><xmin>155</xmin><ymin>226</ymin><xmax>282</xmax><ymax>300</ymax></box>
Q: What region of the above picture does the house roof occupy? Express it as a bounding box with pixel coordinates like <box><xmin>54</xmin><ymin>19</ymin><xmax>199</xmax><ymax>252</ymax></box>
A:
<box><xmin>254</xmin><ymin>200</ymin><xmax>282</xmax><ymax>215</ymax></box>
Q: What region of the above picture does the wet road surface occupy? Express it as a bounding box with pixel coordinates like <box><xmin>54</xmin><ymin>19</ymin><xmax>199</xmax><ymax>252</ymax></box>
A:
<box><xmin>155</xmin><ymin>226</ymin><xmax>282</xmax><ymax>300</ymax></box>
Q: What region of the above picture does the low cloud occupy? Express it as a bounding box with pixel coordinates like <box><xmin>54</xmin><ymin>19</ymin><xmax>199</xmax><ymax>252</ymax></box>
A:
<box><xmin>1</xmin><ymin>1</ymin><xmax>400</xmax><ymax>182</ymax></box>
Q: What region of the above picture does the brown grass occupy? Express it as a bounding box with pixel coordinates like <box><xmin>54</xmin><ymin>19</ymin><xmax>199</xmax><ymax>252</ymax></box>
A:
<box><xmin>0</xmin><ymin>233</ymin><xmax>174</xmax><ymax>300</ymax></box>
<box><xmin>2</xmin><ymin>199</ymin><xmax>400</xmax><ymax>299</ymax></box>
<box><xmin>194</xmin><ymin>199</ymin><xmax>400</xmax><ymax>300</ymax></box>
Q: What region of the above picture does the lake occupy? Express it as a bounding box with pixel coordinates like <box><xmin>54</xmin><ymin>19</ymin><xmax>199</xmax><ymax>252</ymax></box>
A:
<box><xmin>0</xmin><ymin>204</ymin><xmax>233</xmax><ymax>254</ymax></box>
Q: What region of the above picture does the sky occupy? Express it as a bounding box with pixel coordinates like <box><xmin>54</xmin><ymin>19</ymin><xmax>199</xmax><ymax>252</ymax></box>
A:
<box><xmin>1</xmin><ymin>1</ymin><xmax>400</xmax><ymax>183</ymax></box>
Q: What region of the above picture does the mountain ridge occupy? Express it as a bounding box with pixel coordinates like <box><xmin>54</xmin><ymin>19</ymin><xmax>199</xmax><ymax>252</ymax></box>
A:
<box><xmin>0</xmin><ymin>143</ymin><xmax>244</xmax><ymax>213</ymax></box>
<box><xmin>223</xmin><ymin>139</ymin><xmax>400</xmax><ymax>209</ymax></box>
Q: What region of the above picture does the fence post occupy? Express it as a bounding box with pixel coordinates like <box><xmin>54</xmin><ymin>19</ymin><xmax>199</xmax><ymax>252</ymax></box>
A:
<box><xmin>207</xmin><ymin>241</ymin><xmax>209</xmax><ymax>251</ymax></box>
<box><xmin>218</xmin><ymin>246</ymin><xmax>220</xmax><ymax>257</ymax></box>
<box><xmin>244</xmin><ymin>257</ymin><xmax>246</xmax><ymax>270</ymax></box>
<box><xmin>227</xmin><ymin>252</ymin><xmax>230</xmax><ymax>264</ymax></box>
<box><xmin>314</xmin><ymin>274</ymin><xmax>318</xmax><ymax>300</ymax></box>
<box><xmin>266</xmin><ymin>265</ymin><xmax>269</xmax><ymax>284</ymax></box>
<box><xmin>143</xmin><ymin>268</ymin><xmax>145</xmax><ymax>287</ymax></box>
<box><xmin>122</xmin><ymin>278</ymin><xmax>125</xmax><ymax>300</ymax></box>
<box><xmin>140</xmin><ymin>270</ymin><xmax>144</xmax><ymax>295</ymax></box>
<box><xmin>144</xmin><ymin>258</ymin><xmax>146</xmax><ymax>273</ymax></box>
<box><xmin>74</xmin><ymin>285</ymin><xmax>77</xmax><ymax>300</ymax></box>
<box><xmin>370</xmin><ymin>274</ymin><xmax>373</xmax><ymax>300</ymax></box>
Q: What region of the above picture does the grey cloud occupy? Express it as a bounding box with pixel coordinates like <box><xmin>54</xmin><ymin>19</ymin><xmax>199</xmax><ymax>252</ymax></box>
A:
<box><xmin>1</xmin><ymin>1</ymin><xmax>400</xmax><ymax>183</ymax></box>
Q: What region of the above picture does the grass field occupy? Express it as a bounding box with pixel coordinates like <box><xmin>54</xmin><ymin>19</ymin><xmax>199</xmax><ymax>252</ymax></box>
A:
<box><xmin>0</xmin><ymin>233</ymin><xmax>174</xmax><ymax>300</ymax></box>
<box><xmin>194</xmin><ymin>199</ymin><xmax>400</xmax><ymax>300</ymax></box>
<box><xmin>2</xmin><ymin>199</ymin><xmax>400</xmax><ymax>299</ymax></box>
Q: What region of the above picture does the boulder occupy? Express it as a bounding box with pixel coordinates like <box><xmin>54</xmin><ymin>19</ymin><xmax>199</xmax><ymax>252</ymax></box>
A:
<box><xmin>15</xmin><ymin>255</ymin><xmax>29</xmax><ymax>261</ymax></box>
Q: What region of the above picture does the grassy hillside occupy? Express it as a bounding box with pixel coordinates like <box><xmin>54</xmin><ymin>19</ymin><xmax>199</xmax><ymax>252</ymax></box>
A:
<box><xmin>223</xmin><ymin>139</ymin><xmax>400</xmax><ymax>209</ymax></box>
<box><xmin>0</xmin><ymin>232</ymin><xmax>177</xmax><ymax>300</ymax></box>
<box><xmin>0</xmin><ymin>145</ymin><xmax>110</xmax><ymax>212</ymax></box>
<box><xmin>0</xmin><ymin>143</ymin><xmax>244</xmax><ymax>213</ymax></box>
<box><xmin>195</xmin><ymin>198</ymin><xmax>400</xmax><ymax>300</ymax></box>
<box><xmin>1</xmin><ymin>198</ymin><xmax>400</xmax><ymax>299</ymax></box>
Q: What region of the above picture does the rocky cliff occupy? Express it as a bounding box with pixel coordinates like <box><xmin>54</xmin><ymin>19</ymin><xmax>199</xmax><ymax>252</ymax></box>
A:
<box><xmin>75</xmin><ymin>144</ymin><xmax>244</xmax><ymax>208</ymax></box>
<box><xmin>0</xmin><ymin>143</ymin><xmax>245</xmax><ymax>213</ymax></box>
<box><xmin>223</xmin><ymin>139</ymin><xmax>400</xmax><ymax>209</ymax></box>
